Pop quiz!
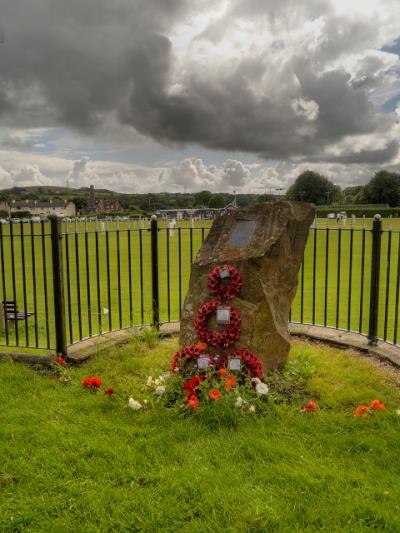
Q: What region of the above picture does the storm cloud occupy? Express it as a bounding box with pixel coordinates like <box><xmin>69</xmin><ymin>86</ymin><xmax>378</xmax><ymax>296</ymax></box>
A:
<box><xmin>1</xmin><ymin>0</ymin><xmax>400</xmax><ymax>166</ymax></box>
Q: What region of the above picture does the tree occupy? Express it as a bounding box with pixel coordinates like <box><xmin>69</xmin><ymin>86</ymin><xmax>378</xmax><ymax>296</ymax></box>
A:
<box><xmin>209</xmin><ymin>194</ymin><xmax>225</xmax><ymax>208</ymax></box>
<box><xmin>194</xmin><ymin>190</ymin><xmax>212</xmax><ymax>207</ymax></box>
<box><xmin>343</xmin><ymin>186</ymin><xmax>364</xmax><ymax>204</ymax></box>
<box><xmin>70</xmin><ymin>197</ymin><xmax>87</xmax><ymax>210</ymax></box>
<box><xmin>286</xmin><ymin>171</ymin><xmax>342</xmax><ymax>205</ymax></box>
<box><xmin>361</xmin><ymin>171</ymin><xmax>400</xmax><ymax>207</ymax></box>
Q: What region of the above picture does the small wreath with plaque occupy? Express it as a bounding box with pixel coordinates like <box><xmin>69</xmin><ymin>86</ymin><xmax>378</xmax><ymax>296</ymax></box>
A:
<box><xmin>228</xmin><ymin>348</ymin><xmax>263</xmax><ymax>379</ymax></box>
<box><xmin>194</xmin><ymin>300</ymin><xmax>241</xmax><ymax>348</ymax></box>
<box><xmin>208</xmin><ymin>264</ymin><xmax>243</xmax><ymax>300</ymax></box>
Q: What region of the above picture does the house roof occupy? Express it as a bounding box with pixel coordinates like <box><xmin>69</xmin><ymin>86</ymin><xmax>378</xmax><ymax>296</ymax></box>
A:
<box><xmin>11</xmin><ymin>200</ymin><xmax>71</xmax><ymax>208</ymax></box>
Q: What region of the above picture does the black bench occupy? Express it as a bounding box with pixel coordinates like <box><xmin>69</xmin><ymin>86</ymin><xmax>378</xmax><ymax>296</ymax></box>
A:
<box><xmin>1</xmin><ymin>301</ymin><xmax>34</xmax><ymax>322</ymax></box>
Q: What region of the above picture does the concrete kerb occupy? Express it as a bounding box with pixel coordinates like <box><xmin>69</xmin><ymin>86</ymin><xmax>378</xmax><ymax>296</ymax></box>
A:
<box><xmin>2</xmin><ymin>322</ymin><xmax>400</xmax><ymax>368</ymax></box>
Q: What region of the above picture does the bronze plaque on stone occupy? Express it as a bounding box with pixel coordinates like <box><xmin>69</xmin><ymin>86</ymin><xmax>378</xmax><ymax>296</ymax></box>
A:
<box><xmin>227</xmin><ymin>220</ymin><xmax>256</xmax><ymax>247</ymax></box>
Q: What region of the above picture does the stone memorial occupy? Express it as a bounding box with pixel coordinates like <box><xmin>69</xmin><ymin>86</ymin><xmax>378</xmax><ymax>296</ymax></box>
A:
<box><xmin>180</xmin><ymin>201</ymin><xmax>315</xmax><ymax>370</ymax></box>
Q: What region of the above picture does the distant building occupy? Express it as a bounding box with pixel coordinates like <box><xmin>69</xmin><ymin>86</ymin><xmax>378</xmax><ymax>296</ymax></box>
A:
<box><xmin>9</xmin><ymin>199</ymin><xmax>76</xmax><ymax>218</ymax></box>
<box><xmin>83</xmin><ymin>185</ymin><xmax>122</xmax><ymax>214</ymax></box>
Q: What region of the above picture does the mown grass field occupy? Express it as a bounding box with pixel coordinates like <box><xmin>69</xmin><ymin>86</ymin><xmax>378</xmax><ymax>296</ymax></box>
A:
<box><xmin>1</xmin><ymin>216</ymin><xmax>400</xmax><ymax>352</ymax></box>
<box><xmin>1</xmin><ymin>337</ymin><xmax>400</xmax><ymax>532</ymax></box>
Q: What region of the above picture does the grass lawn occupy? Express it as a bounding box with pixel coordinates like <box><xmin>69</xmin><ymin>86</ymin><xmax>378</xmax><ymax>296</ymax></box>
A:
<box><xmin>1</xmin><ymin>336</ymin><xmax>400</xmax><ymax>532</ymax></box>
<box><xmin>2</xmin><ymin>215</ymin><xmax>400</xmax><ymax>351</ymax></box>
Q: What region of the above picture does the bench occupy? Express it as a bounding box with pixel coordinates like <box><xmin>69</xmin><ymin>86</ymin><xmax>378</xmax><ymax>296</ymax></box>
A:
<box><xmin>0</xmin><ymin>301</ymin><xmax>34</xmax><ymax>326</ymax></box>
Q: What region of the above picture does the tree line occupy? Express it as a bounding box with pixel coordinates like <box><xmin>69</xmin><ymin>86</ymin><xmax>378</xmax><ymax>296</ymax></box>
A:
<box><xmin>1</xmin><ymin>170</ymin><xmax>400</xmax><ymax>213</ymax></box>
<box><xmin>286</xmin><ymin>170</ymin><xmax>400</xmax><ymax>207</ymax></box>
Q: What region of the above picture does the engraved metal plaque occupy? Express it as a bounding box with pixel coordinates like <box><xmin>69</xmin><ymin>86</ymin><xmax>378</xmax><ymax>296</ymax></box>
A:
<box><xmin>227</xmin><ymin>220</ymin><xmax>256</xmax><ymax>247</ymax></box>
<box><xmin>228</xmin><ymin>358</ymin><xmax>241</xmax><ymax>372</ymax></box>
<box><xmin>197</xmin><ymin>356</ymin><xmax>210</xmax><ymax>370</ymax></box>
<box><xmin>219</xmin><ymin>269</ymin><xmax>230</xmax><ymax>279</ymax></box>
<box><xmin>216</xmin><ymin>307</ymin><xmax>231</xmax><ymax>325</ymax></box>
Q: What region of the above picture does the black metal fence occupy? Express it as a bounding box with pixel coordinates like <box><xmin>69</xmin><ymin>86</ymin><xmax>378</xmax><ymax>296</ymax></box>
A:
<box><xmin>0</xmin><ymin>215</ymin><xmax>399</xmax><ymax>355</ymax></box>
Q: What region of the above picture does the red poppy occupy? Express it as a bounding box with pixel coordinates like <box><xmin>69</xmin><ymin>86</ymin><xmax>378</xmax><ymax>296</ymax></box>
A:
<box><xmin>370</xmin><ymin>399</ymin><xmax>385</xmax><ymax>410</ymax></box>
<box><xmin>195</xmin><ymin>342</ymin><xmax>208</xmax><ymax>352</ymax></box>
<box><xmin>208</xmin><ymin>389</ymin><xmax>222</xmax><ymax>401</ymax></box>
<box><xmin>54</xmin><ymin>357</ymin><xmax>65</xmax><ymax>367</ymax></box>
<box><xmin>224</xmin><ymin>375</ymin><xmax>236</xmax><ymax>391</ymax></box>
<box><xmin>304</xmin><ymin>400</ymin><xmax>317</xmax><ymax>412</ymax></box>
<box><xmin>354</xmin><ymin>405</ymin><xmax>369</xmax><ymax>417</ymax></box>
<box><xmin>183</xmin><ymin>375</ymin><xmax>205</xmax><ymax>395</ymax></box>
<box><xmin>187</xmin><ymin>394</ymin><xmax>200</xmax><ymax>409</ymax></box>
<box><xmin>104</xmin><ymin>388</ymin><xmax>114</xmax><ymax>395</ymax></box>
<box><xmin>82</xmin><ymin>376</ymin><xmax>102</xmax><ymax>389</ymax></box>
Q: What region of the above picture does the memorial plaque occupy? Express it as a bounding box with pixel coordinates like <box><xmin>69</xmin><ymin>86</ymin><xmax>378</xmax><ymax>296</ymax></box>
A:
<box><xmin>227</xmin><ymin>220</ymin><xmax>256</xmax><ymax>247</ymax></box>
<box><xmin>216</xmin><ymin>307</ymin><xmax>231</xmax><ymax>325</ymax></box>
<box><xmin>219</xmin><ymin>269</ymin><xmax>230</xmax><ymax>279</ymax></box>
<box><xmin>228</xmin><ymin>358</ymin><xmax>241</xmax><ymax>372</ymax></box>
<box><xmin>197</xmin><ymin>356</ymin><xmax>210</xmax><ymax>370</ymax></box>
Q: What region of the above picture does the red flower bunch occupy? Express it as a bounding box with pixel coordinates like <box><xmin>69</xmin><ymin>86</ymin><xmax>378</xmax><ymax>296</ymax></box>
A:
<box><xmin>195</xmin><ymin>300</ymin><xmax>241</xmax><ymax>348</ymax></box>
<box><xmin>304</xmin><ymin>400</ymin><xmax>317</xmax><ymax>412</ymax></box>
<box><xmin>195</xmin><ymin>342</ymin><xmax>208</xmax><ymax>352</ymax></box>
<box><xmin>208</xmin><ymin>264</ymin><xmax>243</xmax><ymax>300</ymax></box>
<box><xmin>53</xmin><ymin>357</ymin><xmax>65</xmax><ymax>367</ymax></box>
<box><xmin>170</xmin><ymin>344</ymin><xmax>201</xmax><ymax>372</ymax></box>
<box><xmin>104</xmin><ymin>388</ymin><xmax>114</xmax><ymax>395</ymax></box>
<box><xmin>224</xmin><ymin>374</ymin><xmax>237</xmax><ymax>391</ymax></box>
<box><xmin>209</xmin><ymin>389</ymin><xmax>222</xmax><ymax>401</ymax></box>
<box><xmin>370</xmin><ymin>399</ymin><xmax>385</xmax><ymax>410</ymax></box>
<box><xmin>354</xmin><ymin>400</ymin><xmax>385</xmax><ymax>417</ymax></box>
<box><xmin>187</xmin><ymin>394</ymin><xmax>200</xmax><ymax>409</ymax></box>
<box><xmin>354</xmin><ymin>405</ymin><xmax>369</xmax><ymax>417</ymax></box>
<box><xmin>82</xmin><ymin>376</ymin><xmax>102</xmax><ymax>389</ymax></box>
<box><xmin>229</xmin><ymin>348</ymin><xmax>264</xmax><ymax>379</ymax></box>
<box><xmin>184</xmin><ymin>374</ymin><xmax>205</xmax><ymax>396</ymax></box>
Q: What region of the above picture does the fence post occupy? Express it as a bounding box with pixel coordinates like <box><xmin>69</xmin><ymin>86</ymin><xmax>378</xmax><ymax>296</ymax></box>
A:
<box><xmin>368</xmin><ymin>214</ymin><xmax>382</xmax><ymax>345</ymax></box>
<box><xmin>50</xmin><ymin>216</ymin><xmax>67</xmax><ymax>355</ymax></box>
<box><xmin>150</xmin><ymin>215</ymin><xmax>159</xmax><ymax>330</ymax></box>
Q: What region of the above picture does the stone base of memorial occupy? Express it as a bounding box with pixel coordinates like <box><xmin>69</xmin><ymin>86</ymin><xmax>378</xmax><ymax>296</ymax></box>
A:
<box><xmin>180</xmin><ymin>201</ymin><xmax>315</xmax><ymax>370</ymax></box>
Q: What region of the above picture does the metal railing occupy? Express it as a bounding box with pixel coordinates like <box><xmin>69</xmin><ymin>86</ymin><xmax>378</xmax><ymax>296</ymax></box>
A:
<box><xmin>0</xmin><ymin>214</ymin><xmax>398</xmax><ymax>355</ymax></box>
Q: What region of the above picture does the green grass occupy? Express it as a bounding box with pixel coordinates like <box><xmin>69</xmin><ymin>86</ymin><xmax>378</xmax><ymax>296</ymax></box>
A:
<box><xmin>2</xmin><ymin>216</ymin><xmax>400</xmax><ymax>352</ymax></box>
<box><xmin>1</xmin><ymin>337</ymin><xmax>400</xmax><ymax>532</ymax></box>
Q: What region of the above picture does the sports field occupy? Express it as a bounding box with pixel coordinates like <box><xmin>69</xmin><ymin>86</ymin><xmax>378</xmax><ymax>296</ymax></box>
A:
<box><xmin>0</xmin><ymin>215</ymin><xmax>400</xmax><ymax>352</ymax></box>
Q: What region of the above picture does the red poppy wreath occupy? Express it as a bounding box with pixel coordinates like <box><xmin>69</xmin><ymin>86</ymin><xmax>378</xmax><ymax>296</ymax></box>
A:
<box><xmin>170</xmin><ymin>344</ymin><xmax>201</xmax><ymax>372</ymax></box>
<box><xmin>229</xmin><ymin>348</ymin><xmax>264</xmax><ymax>379</ymax></box>
<box><xmin>208</xmin><ymin>264</ymin><xmax>243</xmax><ymax>300</ymax></box>
<box><xmin>195</xmin><ymin>300</ymin><xmax>241</xmax><ymax>348</ymax></box>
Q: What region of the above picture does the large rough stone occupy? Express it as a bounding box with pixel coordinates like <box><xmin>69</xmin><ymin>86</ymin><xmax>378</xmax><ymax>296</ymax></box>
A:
<box><xmin>180</xmin><ymin>201</ymin><xmax>315</xmax><ymax>370</ymax></box>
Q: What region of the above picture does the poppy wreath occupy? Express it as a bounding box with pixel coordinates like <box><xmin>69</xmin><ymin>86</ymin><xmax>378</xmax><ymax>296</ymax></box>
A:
<box><xmin>229</xmin><ymin>348</ymin><xmax>264</xmax><ymax>379</ymax></box>
<box><xmin>195</xmin><ymin>300</ymin><xmax>241</xmax><ymax>348</ymax></box>
<box><xmin>208</xmin><ymin>264</ymin><xmax>243</xmax><ymax>300</ymax></box>
<box><xmin>170</xmin><ymin>344</ymin><xmax>201</xmax><ymax>372</ymax></box>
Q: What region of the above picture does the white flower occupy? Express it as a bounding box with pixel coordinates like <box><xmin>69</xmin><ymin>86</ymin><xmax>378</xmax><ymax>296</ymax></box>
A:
<box><xmin>155</xmin><ymin>385</ymin><xmax>166</xmax><ymax>397</ymax></box>
<box><xmin>128</xmin><ymin>398</ymin><xmax>142</xmax><ymax>411</ymax></box>
<box><xmin>248</xmin><ymin>405</ymin><xmax>256</xmax><ymax>413</ymax></box>
<box><xmin>103</xmin><ymin>307</ymin><xmax>109</xmax><ymax>315</ymax></box>
<box><xmin>235</xmin><ymin>396</ymin><xmax>243</xmax><ymax>408</ymax></box>
<box><xmin>255</xmin><ymin>382</ymin><xmax>269</xmax><ymax>397</ymax></box>
<box><xmin>251</xmin><ymin>377</ymin><xmax>261</xmax><ymax>385</ymax></box>
<box><xmin>396</xmin><ymin>409</ymin><xmax>400</xmax><ymax>416</ymax></box>
<box><xmin>162</xmin><ymin>372</ymin><xmax>171</xmax><ymax>381</ymax></box>
<box><xmin>146</xmin><ymin>376</ymin><xmax>154</xmax><ymax>387</ymax></box>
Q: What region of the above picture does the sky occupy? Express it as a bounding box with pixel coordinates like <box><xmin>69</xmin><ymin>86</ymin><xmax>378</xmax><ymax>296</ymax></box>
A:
<box><xmin>0</xmin><ymin>0</ymin><xmax>400</xmax><ymax>194</ymax></box>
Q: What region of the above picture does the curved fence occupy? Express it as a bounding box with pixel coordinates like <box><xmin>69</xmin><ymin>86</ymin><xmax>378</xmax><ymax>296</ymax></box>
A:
<box><xmin>0</xmin><ymin>216</ymin><xmax>398</xmax><ymax>354</ymax></box>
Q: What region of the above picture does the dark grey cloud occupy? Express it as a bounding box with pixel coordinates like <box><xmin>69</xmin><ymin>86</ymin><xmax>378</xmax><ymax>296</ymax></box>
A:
<box><xmin>0</xmin><ymin>0</ymin><xmax>399</xmax><ymax>166</ymax></box>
